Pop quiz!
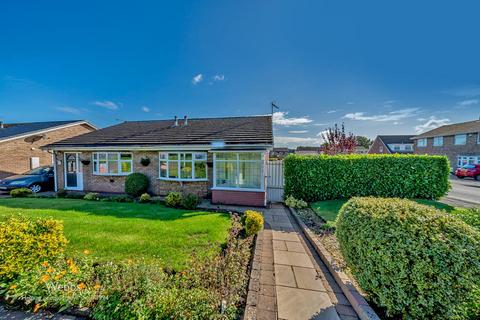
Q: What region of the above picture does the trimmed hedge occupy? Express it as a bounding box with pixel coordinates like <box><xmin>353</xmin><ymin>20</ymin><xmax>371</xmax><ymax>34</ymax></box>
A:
<box><xmin>284</xmin><ymin>154</ymin><xmax>450</xmax><ymax>201</ymax></box>
<box><xmin>336</xmin><ymin>197</ymin><xmax>480</xmax><ymax>319</ymax></box>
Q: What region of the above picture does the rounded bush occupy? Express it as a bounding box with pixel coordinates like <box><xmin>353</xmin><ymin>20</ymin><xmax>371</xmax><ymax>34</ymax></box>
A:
<box><xmin>139</xmin><ymin>193</ymin><xmax>151</xmax><ymax>203</ymax></box>
<box><xmin>244</xmin><ymin>210</ymin><xmax>264</xmax><ymax>236</ymax></box>
<box><xmin>125</xmin><ymin>173</ymin><xmax>149</xmax><ymax>197</ymax></box>
<box><xmin>10</xmin><ymin>188</ymin><xmax>33</xmax><ymax>198</ymax></box>
<box><xmin>165</xmin><ymin>192</ymin><xmax>182</xmax><ymax>208</ymax></box>
<box><xmin>84</xmin><ymin>192</ymin><xmax>101</xmax><ymax>201</ymax></box>
<box><xmin>336</xmin><ymin>197</ymin><xmax>480</xmax><ymax>319</ymax></box>
<box><xmin>181</xmin><ymin>193</ymin><xmax>199</xmax><ymax>209</ymax></box>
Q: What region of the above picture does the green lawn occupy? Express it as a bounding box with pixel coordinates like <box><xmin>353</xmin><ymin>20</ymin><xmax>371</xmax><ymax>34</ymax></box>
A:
<box><xmin>0</xmin><ymin>198</ymin><xmax>231</xmax><ymax>270</ymax></box>
<box><xmin>311</xmin><ymin>199</ymin><xmax>455</xmax><ymax>227</ymax></box>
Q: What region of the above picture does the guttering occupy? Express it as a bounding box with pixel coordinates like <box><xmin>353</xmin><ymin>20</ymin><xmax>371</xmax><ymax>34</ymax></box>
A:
<box><xmin>0</xmin><ymin>121</ymin><xmax>97</xmax><ymax>144</ymax></box>
<box><xmin>44</xmin><ymin>143</ymin><xmax>273</xmax><ymax>152</ymax></box>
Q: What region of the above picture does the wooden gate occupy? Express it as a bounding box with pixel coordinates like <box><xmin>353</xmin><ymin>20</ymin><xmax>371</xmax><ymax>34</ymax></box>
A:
<box><xmin>267</xmin><ymin>160</ymin><xmax>284</xmax><ymax>202</ymax></box>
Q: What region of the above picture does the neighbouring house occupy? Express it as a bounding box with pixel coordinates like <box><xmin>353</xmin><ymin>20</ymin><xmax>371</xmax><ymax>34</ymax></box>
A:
<box><xmin>0</xmin><ymin>120</ymin><xmax>96</xmax><ymax>179</ymax></box>
<box><xmin>295</xmin><ymin>146</ymin><xmax>323</xmax><ymax>155</ymax></box>
<box><xmin>269</xmin><ymin>147</ymin><xmax>294</xmax><ymax>159</ymax></box>
<box><xmin>368</xmin><ymin>135</ymin><xmax>415</xmax><ymax>154</ymax></box>
<box><xmin>412</xmin><ymin>119</ymin><xmax>480</xmax><ymax>169</ymax></box>
<box><xmin>44</xmin><ymin>115</ymin><xmax>273</xmax><ymax>207</ymax></box>
<box><xmin>354</xmin><ymin>146</ymin><xmax>369</xmax><ymax>154</ymax></box>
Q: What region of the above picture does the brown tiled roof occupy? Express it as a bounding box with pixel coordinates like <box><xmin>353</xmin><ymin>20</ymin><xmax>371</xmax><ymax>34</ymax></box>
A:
<box><xmin>413</xmin><ymin>120</ymin><xmax>480</xmax><ymax>139</ymax></box>
<box><xmin>46</xmin><ymin>116</ymin><xmax>273</xmax><ymax>148</ymax></box>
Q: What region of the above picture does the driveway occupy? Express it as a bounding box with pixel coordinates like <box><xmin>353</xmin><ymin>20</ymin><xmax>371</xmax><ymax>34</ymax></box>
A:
<box><xmin>441</xmin><ymin>176</ymin><xmax>480</xmax><ymax>208</ymax></box>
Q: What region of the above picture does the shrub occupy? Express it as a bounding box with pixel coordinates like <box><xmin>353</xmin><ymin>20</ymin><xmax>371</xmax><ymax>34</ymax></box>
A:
<box><xmin>284</xmin><ymin>154</ymin><xmax>450</xmax><ymax>201</ymax></box>
<box><xmin>0</xmin><ymin>217</ymin><xmax>68</xmax><ymax>280</ymax></box>
<box><xmin>139</xmin><ymin>193</ymin><xmax>151</xmax><ymax>203</ymax></box>
<box><xmin>65</xmin><ymin>192</ymin><xmax>85</xmax><ymax>199</ymax></box>
<box><xmin>336</xmin><ymin>197</ymin><xmax>480</xmax><ymax>319</ymax></box>
<box><xmin>125</xmin><ymin>173</ymin><xmax>149</xmax><ymax>197</ymax></box>
<box><xmin>284</xmin><ymin>195</ymin><xmax>308</xmax><ymax>209</ymax></box>
<box><xmin>56</xmin><ymin>189</ymin><xmax>68</xmax><ymax>198</ymax></box>
<box><xmin>84</xmin><ymin>192</ymin><xmax>101</xmax><ymax>201</ymax></box>
<box><xmin>165</xmin><ymin>192</ymin><xmax>182</xmax><ymax>208</ymax></box>
<box><xmin>10</xmin><ymin>188</ymin><xmax>32</xmax><ymax>198</ymax></box>
<box><xmin>244</xmin><ymin>210</ymin><xmax>264</xmax><ymax>236</ymax></box>
<box><xmin>452</xmin><ymin>207</ymin><xmax>480</xmax><ymax>230</ymax></box>
<box><xmin>181</xmin><ymin>193</ymin><xmax>199</xmax><ymax>209</ymax></box>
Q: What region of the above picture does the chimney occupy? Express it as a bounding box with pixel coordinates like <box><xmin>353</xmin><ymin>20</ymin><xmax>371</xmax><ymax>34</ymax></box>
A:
<box><xmin>183</xmin><ymin>115</ymin><xmax>188</xmax><ymax>126</ymax></box>
<box><xmin>173</xmin><ymin>116</ymin><xmax>178</xmax><ymax>127</ymax></box>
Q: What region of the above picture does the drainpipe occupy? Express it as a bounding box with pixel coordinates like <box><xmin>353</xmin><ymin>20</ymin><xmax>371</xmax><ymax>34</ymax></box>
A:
<box><xmin>52</xmin><ymin>152</ymin><xmax>58</xmax><ymax>192</ymax></box>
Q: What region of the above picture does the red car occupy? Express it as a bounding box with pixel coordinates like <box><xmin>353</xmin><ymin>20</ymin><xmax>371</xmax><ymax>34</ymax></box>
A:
<box><xmin>455</xmin><ymin>164</ymin><xmax>480</xmax><ymax>180</ymax></box>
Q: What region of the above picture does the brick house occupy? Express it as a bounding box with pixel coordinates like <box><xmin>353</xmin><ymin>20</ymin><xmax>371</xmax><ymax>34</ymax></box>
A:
<box><xmin>0</xmin><ymin>120</ymin><xmax>96</xmax><ymax>179</ymax></box>
<box><xmin>44</xmin><ymin>115</ymin><xmax>273</xmax><ymax>207</ymax></box>
<box><xmin>412</xmin><ymin>119</ymin><xmax>480</xmax><ymax>169</ymax></box>
<box><xmin>368</xmin><ymin>135</ymin><xmax>415</xmax><ymax>154</ymax></box>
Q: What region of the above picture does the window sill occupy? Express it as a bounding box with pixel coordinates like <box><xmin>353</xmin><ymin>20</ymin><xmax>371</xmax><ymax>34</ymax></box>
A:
<box><xmin>157</xmin><ymin>178</ymin><xmax>208</xmax><ymax>182</ymax></box>
<box><xmin>93</xmin><ymin>173</ymin><xmax>132</xmax><ymax>177</ymax></box>
<box><xmin>212</xmin><ymin>187</ymin><xmax>265</xmax><ymax>192</ymax></box>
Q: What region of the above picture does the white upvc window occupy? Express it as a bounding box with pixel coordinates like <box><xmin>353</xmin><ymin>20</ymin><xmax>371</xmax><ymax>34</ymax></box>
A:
<box><xmin>404</xmin><ymin>144</ymin><xmax>413</xmax><ymax>151</ymax></box>
<box><xmin>93</xmin><ymin>152</ymin><xmax>133</xmax><ymax>175</ymax></box>
<box><xmin>433</xmin><ymin>136</ymin><xmax>444</xmax><ymax>147</ymax></box>
<box><xmin>455</xmin><ymin>134</ymin><xmax>467</xmax><ymax>145</ymax></box>
<box><xmin>213</xmin><ymin>152</ymin><xmax>265</xmax><ymax>191</ymax></box>
<box><xmin>477</xmin><ymin>133</ymin><xmax>480</xmax><ymax>144</ymax></box>
<box><xmin>458</xmin><ymin>155</ymin><xmax>480</xmax><ymax>167</ymax></box>
<box><xmin>159</xmin><ymin>152</ymin><xmax>207</xmax><ymax>181</ymax></box>
<box><xmin>417</xmin><ymin>138</ymin><xmax>427</xmax><ymax>147</ymax></box>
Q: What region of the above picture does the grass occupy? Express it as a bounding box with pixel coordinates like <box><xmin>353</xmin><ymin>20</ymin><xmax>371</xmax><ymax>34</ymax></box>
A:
<box><xmin>311</xmin><ymin>198</ymin><xmax>455</xmax><ymax>227</ymax></box>
<box><xmin>0</xmin><ymin>198</ymin><xmax>231</xmax><ymax>270</ymax></box>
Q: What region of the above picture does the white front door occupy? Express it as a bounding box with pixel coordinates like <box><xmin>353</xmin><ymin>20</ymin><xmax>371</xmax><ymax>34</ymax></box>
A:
<box><xmin>64</xmin><ymin>153</ymin><xmax>83</xmax><ymax>191</ymax></box>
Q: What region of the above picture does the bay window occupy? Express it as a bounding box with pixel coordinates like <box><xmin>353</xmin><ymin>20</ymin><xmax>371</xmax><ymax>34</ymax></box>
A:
<box><xmin>214</xmin><ymin>152</ymin><xmax>264</xmax><ymax>190</ymax></box>
<box><xmin>93</xmin><ymin>152</ymin><xmax>132</xmax><ymax>175</ymax></box>
<box><xmin>159</xmin><ymin>152</ymin><xmax>207</xmax><ymax>181</ymax></box>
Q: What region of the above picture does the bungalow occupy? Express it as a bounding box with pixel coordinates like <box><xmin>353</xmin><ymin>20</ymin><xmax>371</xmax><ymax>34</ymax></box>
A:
<box><xmin>44</xmin><ymin>115</ymin><xmax>273</xmax><ymax>207</ymax></box>
<box><xmin>368</xmin><ymin>135</ymin><xmax>415</xmax><ymax>154</ymax></box>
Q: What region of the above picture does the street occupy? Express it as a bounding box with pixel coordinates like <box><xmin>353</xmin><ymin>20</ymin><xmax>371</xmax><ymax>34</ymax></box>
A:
<box><xmin>442</xmin><ymin>176</ymin><xmax>480</xmax><ymax>208</ymax></box>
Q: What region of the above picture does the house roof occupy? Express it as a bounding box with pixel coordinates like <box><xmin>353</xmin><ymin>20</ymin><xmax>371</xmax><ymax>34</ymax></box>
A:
<box><xmin>412</xmin><ymin>120</ymin><xmax>480</xmax><ymax>139</ymax></box>
<box><xmin>377</xmin><ymin>135</ymin><xmax>415</xmax><ymax>145</ymax></box>
<box><xmin>0</xmin><ymin>120</ymin><xmax>95</xmax><ymax>142</ymax></box>
<box><xmin>45</xmin><ymin>116</ymin><xmax>273</xmax><ymax>148</ymax></box>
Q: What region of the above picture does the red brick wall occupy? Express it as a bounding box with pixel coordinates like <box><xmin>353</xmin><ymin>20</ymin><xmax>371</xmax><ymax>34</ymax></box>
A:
<box><xmin>368</xmin><ymin>137</ymin><xmax>390</xmax><ymax>154</ymax></box>
<box><xmin>0</xmin><ymin>124</ymin><xmax>95</xmax><ymax>179</ymax></box>
<box><xmin>212</xmin><ymin>189</ymin><xmax>266</xmax><ymax>207</ymax></box>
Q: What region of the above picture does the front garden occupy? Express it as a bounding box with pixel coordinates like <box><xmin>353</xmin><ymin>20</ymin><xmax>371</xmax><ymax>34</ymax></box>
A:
<box><xmin>0</xmin><ymin>180</ymin><xmax>264</xmax><ymax>318</ymax></box>
<box><xmin>284</xmin><ymin>154</ymin><xmax>480</xmax><ymax>319</ymax></box>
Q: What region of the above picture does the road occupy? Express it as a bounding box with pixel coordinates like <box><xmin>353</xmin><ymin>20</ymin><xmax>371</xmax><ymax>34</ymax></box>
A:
<box><xmin>441</xmin><ymin>176</ymin><xmax>480</xmax><ymax>208</ymax></box>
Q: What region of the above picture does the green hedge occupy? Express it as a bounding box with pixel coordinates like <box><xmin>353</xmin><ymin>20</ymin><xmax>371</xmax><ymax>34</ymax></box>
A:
<box><xmin>284</xmin><ymin>154</ymin><xmax>450</xmax><ymax>201</ymax></box>
<box><xmin>336</xmin><ymin>197</ymin><xmax>480</xmax><ymax>319</ymax></box>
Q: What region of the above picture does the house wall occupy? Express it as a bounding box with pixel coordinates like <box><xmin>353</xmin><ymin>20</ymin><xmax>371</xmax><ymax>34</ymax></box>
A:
<box><xmin>55</xmin><ymin>151</ymin><xmax>212</xmax><ymax>197</ymax></box>
<box><xmin>413</xmin><ymin>133</ymin><xmax>480</xmax><ymax>168</ymax></box>
<box><xmin>0</xmin><ymin>124</ymin><xmax>94</xmax><ymax>179</ymax></box>
<box><xmin>368</xmin><ymin>137</ymin><xmax>390</xmax><ymax>154</ymax></box>
<box><xmin>212</xmin><ymin>189</ymin><xmax>266</xmax><ymax>207</ymax></box>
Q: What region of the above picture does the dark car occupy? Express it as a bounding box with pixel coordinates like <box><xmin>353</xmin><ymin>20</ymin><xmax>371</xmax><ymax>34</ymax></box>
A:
<box><xmin>455</xmin><ymin>164</ymin><xmax>480</xmax><ymax>180</ymax></box>
<box><xmin>0</xmin><ymin>166</ymin><xmax>55</xmax><ymax>193</ymax></box>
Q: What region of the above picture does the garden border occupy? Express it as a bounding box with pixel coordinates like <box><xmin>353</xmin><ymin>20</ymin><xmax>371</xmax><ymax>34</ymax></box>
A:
<box><xmin>288</xmin><ymin>207</ymin><xmax>380</xmax><ymax>320</ymax></box>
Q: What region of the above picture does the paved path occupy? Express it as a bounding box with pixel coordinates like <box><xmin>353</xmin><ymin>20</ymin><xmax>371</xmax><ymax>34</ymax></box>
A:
<box><xmin>259</xmin><ymin>204</ymin><xmax>358</xmax><ymax>320</ymax></box>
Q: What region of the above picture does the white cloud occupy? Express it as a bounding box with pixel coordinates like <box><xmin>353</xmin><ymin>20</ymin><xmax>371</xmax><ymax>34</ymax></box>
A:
<box><xmin>288</xmin><ymin>130</ymin><xmax>308</xmax><ymax>134</ymax></box>
<box><xmin>93</xmin><ymin>100</ymin><xmax>120</xmax><ymax>110</ymax></box>
<box><xmin>213</xmin><ymin>74</ymin><xmax>225</xmax><ymax>81</ymax></box>
<box><xmin>56</xmin><ymin>106</ymin><xmax>81</xmax><ymax>114</ymax></box>
<box><xmin>458</xmin><ymin>99</ymin><xmax>478</xmax><ymax>106</ymax></box>
<box><xmin>445</xmin><ymin>86</ymin><xmax>480</xmax><ymax>97</ymax></box>
<box><xmin>141</xmin><ymin>106</ymin><xmax>150</xmax><ymax>113</ymax></box>
<box><xmin>383</xmin><ymin>100</ymin><xmax>397</xmax><ymax>105</ymax></box>
<box><xmin>192</xmin><ymin>74</ymin><xmax>203</xmax><ymax>85</ymax></box>
<box><xmin>414</xmin><ymin>116</ymin><xmax>450</xmax><ymax>133</ymax></box>
<box><xmin>343</xmin><ymin>108</ymin><xmax>419</xmax><ymax>122</ymax></box>
<box><xmin>274</xmin><ymin>136</ymin><xmax>322</xmax><ymax>147</ymax></box>
<box><xmin>313</xmin><ymin>123</ymin><xmax>329</xmax><ymax>126</ymax></box>
<box><xmin>316</xmin><ymin>129</ymin><xmax>329</xmax><ymax>137</ymax></box>
<box><xmin>272</xmin><ymin>111</ymin><xmax>313</xmax><ymax>126</ymax></box>
<box><xmin>326</xmin><ymin>110</ymin><xmax>337</xmax><ymax>114</ymax></box>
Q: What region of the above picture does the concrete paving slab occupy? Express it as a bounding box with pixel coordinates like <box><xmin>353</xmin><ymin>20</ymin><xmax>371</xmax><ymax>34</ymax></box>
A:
<box><xmin>272</xmin><ymin>231</ymin><xmax>300</xmax><ymax>242</ymax></box>
<box><xmin>275</xmin><ymin>265</ymin><xmax>296</xmax><ymax>287</ymax></box>
<box><xmin>273</xmin><ymin>240</ymin><xmax>288</xmax><ymax>251</ymax></box>
<box><xmin>276</xmin><ymin>286</ymin><xmax>340</xmax><ymax>320</ymax></box>
<box><xmin>285</xmin><ymin>241</ymin><xmax>306</xmax><ymax>253</ymax></box>
<box><xmin>274</xmin><ymin>250</ymin><xmax>315</xmax><ymax>268</ymax></box>
<box><xmin>293</xmin><ymin>266</ymin><xmax>327</xmax><ymax>292</ymax></box>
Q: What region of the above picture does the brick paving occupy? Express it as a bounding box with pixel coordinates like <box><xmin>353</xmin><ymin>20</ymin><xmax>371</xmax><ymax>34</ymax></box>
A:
<box><xmin>256</xmin><ymin>204</ymin><xmax>359</xmax><ymax>320</ymax></box>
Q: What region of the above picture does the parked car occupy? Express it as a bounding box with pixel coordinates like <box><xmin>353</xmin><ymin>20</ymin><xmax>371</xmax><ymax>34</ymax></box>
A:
<box><xmin>0</xmin><ymin>166</ymin><xmax>54</xmax><ymax>193</ymax></box>
<box><xmin>455</xmin><ymin>164</ymin><xmax>480</xmax><ymax>180</ymax></box>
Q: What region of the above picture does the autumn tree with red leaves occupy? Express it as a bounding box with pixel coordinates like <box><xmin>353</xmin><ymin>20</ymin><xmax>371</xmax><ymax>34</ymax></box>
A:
<box><xmin>321</xmin><ymin>123</ymin><xmax>357</xmax><ymax>155</ymax></box>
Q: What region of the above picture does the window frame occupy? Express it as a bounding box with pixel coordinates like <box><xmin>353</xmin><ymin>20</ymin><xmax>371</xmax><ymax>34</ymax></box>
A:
<box><xmin>92</xmin><ymin>152</ymin><xmax>133</xmax><ymax>176</ymax></box>
<box><xmin>454</xmin><ymin>134</ymin><xmax>467</xmax><ymax>145</ymax></box>
<box><xmin>417</xmin><ymin>138</ymin><xmax>427</xmax><ymax>147</ymax></box>
<box><xmin>433</xmin><ymin>136</ymin><xmax>444</xmax><ymax>147</ymax></box>
<box><xmin>212</xmin><ymin>151</ymin><xmax>265</xmax><ymax>192</ymax></box>
<box><xmin>477</xmin><ymin>133</ymin><xmax>480</xmax><ymax>144</ymax></box>
<box><xmin>158</xmin><ymin>152</ymin><xmax>208</xmax><ymax>181</ymax></box>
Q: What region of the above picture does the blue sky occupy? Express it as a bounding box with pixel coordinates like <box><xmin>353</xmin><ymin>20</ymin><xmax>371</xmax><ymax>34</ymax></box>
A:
<box><xmin>1</xmin><ymin>1</ymin><xmax>479</xmax><ymax>147</ymax></box>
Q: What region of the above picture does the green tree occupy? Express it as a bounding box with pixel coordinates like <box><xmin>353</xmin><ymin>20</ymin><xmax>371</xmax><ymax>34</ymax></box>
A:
<box><xmin>356</xmin><ymin>136</ymin><xmax>373</xmax><ymax>149</ymax></box>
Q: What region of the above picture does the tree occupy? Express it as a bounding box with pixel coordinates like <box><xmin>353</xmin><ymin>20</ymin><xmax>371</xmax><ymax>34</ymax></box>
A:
<box><xmin>321</xmin><ymin>123</ymin><xmax>357</xmax><ymax>155</ymax></box>
<box><xmin>356</xmin><ymin>136</ymin><xmax>373</xmax><ymax>149</ymax></box>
